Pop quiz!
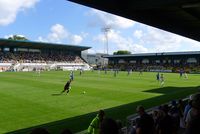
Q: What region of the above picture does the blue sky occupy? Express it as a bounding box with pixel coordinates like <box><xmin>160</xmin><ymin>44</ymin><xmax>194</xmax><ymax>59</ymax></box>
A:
<box><xmin>0</xmin><ymin>0</ymin><xmax>200</xmax><ymax>54</ymax></box>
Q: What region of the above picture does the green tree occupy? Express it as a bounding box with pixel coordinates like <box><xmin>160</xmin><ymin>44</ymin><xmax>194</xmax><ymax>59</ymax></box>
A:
<box><xmin>113</xmin><ymin>50</ymin><xmax>131</xmax><ymax>55</ymax></box>
<box><xmin>8</xmin><ymin>35</ymin><xmax>28</xmax><ymax>41</ymax></box>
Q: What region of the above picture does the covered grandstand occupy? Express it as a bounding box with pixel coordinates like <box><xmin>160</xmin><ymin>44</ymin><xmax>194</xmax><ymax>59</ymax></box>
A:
<box><xmin>0</xmin><ymin>38</ymin><xmax>91</xmax><ymax>72</ymax></box>
<box><xmin>105</xmin><ymin>51</ymin><xmax>200</xmax><ymax>73</ymax></box>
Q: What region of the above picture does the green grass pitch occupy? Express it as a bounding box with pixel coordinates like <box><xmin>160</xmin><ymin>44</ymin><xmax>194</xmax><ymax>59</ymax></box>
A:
<box><xmin>0</xmin><ymin>71</ymin><xmax>199</xmax><ymax>134</ymax></box>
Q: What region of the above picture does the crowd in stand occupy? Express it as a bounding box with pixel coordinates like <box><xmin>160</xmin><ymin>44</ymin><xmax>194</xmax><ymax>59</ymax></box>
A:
<box><xmin>108</xmin><ymin>63</ymin><xmax>200</xmax><ymax>73</ymax></box>
<box><xmin>128</xmin><ymin>93</ymin><xmax>200</xmax><ymax>134</ymax></box>
<box><xmin>29</xmin><ymin>92</ymin><xmax>200</xmax><ymax>134</ymax></box>
<box><xmin>0</xmin><ymin>52</ymin><xmax>84</xmax><ymax>64</ymax></box>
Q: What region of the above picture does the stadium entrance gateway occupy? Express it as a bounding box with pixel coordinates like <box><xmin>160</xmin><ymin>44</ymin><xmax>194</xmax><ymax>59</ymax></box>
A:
<box><xmin>0</xmin><ymin>38</ymin><xmax>91</xmax><ymax>72</ymax></box>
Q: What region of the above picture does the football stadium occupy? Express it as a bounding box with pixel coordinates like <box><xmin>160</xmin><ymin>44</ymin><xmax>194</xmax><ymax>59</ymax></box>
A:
<box><xmin>0</xmin><ymin>39</ymin><xmax>200</xmax><ymax>134</ymax></box>
<box><xmin>1</xmin><ymin>0</ymin><xmax>200</xmax><ymax>134</ymax></box>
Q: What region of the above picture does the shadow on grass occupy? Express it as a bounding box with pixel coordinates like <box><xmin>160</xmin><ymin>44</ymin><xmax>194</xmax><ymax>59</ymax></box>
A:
<box><xmin>7</xmin><ymin>86</ymin><xmax>200</xmax><ymax>134</ymax></box>
<box><xmin>143</xmin><ymin>86</ymin><xmax>198</xmax><ymax>94</ymax></box>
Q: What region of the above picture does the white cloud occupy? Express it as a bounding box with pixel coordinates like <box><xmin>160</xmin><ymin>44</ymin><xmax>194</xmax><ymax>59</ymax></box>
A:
<box><xmin>133</xmin><ymin>30</ymin><xmax>143</xmax><ymax>39</ymax></box>
<box><xmin>180</xmin><ymin>37</ymin><xmax>200</xmax><ymax>51</ymax></box>
<box><xmin>88</xmin><ymin>9</ymin><xmax>194</xmax><ymax>54</ymax></box>
<box><xmin>93</xmin><ymin>34</ymin><xmax>105</xmax><ymax>43</ymax></box>
<box><xmin>189</xmin><ymin>44</ymin><xmax>200</xmax><ymax>50</ymax></box>
<box><xmin>87</xmin><ymin>49</ymin><xmax>106</xmax><ymax>54</ymax></box>
<box><xmin>71</xmin><ymin>35</ymin><xmax>83</xmax><ymax>45</ymax></box>
<box><xmin>108</xmin><ymin>30</ymin><xmax>148</xmax><ymax>53</ymax></box>
<box><xmin>0</xmin><ymin>0</ymin><xmax>39</xmax><ymax>26</ymax></box>
<box><xmin>88</xmin><ymin>49</ymin><xmax>96</xmax><ymax>54</ymax></box>
<box><xmin>131</xmin><ymin>25</ymin><xmax>200</xmax><ymax>53</ymax></box>
<box><xmin>135</xmin><ymin>26</ymin><xmax>183</xmax><ymax>52</ymax></box>
<box><xmin>87</xmin><ymin>9</ymin><xmax>135</xmax><ymax>29</ymax></box>
<box><xmin>92</xmin><ymin>24</ymin><xmax>200</xmax><ymax>54</ymax></box>
<box><xmin>130</xmin><ymin>44</ymin><xmax>148</xmax><ymax>53</ymax></box>
<box><xmin>4</xmin><ymin>34</ymin><xmax>13</xmax><ymax>39</ymax></box>
<box><xmin>37</xmin><ymin>24</ymin><xmax>84</xmax><ymax>45</ymax></box>
<box><xmin>47</xmin><ymin>24</ymin><xmax>68</xmax><ymax>42</ymax></box>
<box><xmin>93</xmin><ymin>29</ymin><xmax>148</xmax><ymax>54</ymax></box>
<box><xmin>87</xmin><ymin>48</ymin><xmax>105</xmax><ymax>54</ymax></box>
<box><xmin>80</xmin><ymin>32</ymin><xmax>89</xmax><ymax>38</ymax></box>
<box><xmin>38</xmin><ymin>36</ymin><xmax>48</xmax><ymax>42</ymax></box>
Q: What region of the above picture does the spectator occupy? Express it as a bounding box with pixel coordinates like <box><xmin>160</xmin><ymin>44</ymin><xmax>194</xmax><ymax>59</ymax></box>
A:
<box><xmin>154</xmin><ymin>107</ymin><xmax>165</xmax><ymax>133</ymax></box>
<box><xmin>177</xmin><ymin>99</ymin><xmax>185</xmax><ymax>128</ymax></box>
<box><xmin>157</xmin><ymin>104</ymin><xmax>174</xmax><ymax>134</ymax></box>
<box><xmin>135</xmin><ymin>105</ymin><xmax>154</xmax><ymax>134</ymax></box>
<box><xmin>184</xmin><ymin>99</ymin><xmax>192</xmax><ymax>122</ymax></box>
<box><xmin>152</xmin><ymin>110</ymin><xmax>159</xmax><ymax>130</ymax></box>
<box><xmin>177</xmin><ymin>99</ymin><xmax>184</xmax><ymax>118</ymax></box>
<box><xmin>88</xmin><ymin>110</ymin><xmax>105</xmax><ymax>134</ymax></box>
<box><xmin>100</xmin><ymin>118</ymin><xmax>119</xmax><ymax>134</ymax></box>
<box><xmin>185</xmin><ymin>93</ymin><xmax>200</xmax><ymax>127</ymax></box>
<box><xmin>169</xmin><ymin>100</ymin><xmax>180</xmax><ymax>133</ymax></box>
<box><xmin>185</xmin><ymin>93</ymin><xmax>200</xmax><ymax>134</ymax></box>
